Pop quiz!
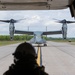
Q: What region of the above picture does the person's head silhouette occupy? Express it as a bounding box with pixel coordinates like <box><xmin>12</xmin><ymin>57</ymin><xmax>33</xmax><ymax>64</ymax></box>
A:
<box><xmin>3</xmin><ymin>42</ymin><xmax>48</xmax><ymax>75</ymax></box>
<box><xmin>13</xmin><ymin>42</ymin><xmax>37</xmax><ymax>61</ymax></box>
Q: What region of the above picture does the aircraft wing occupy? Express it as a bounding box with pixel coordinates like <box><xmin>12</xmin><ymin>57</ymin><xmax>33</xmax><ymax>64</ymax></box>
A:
<box><xmin>43</xmin><ymin>30</ymin><xmax>62</xmax><ymax>35</ymax></box>
<box><xmin>15</xmin><ymin>30</ymin><xmax>34</xmax><ymax>35</ymax></box>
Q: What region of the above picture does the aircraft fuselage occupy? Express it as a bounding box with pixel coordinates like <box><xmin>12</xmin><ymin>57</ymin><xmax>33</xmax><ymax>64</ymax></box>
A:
<box><xmin>30</xmin><ymin>31</ymin><xmax>46</xmax><ymax>44</ymax></box>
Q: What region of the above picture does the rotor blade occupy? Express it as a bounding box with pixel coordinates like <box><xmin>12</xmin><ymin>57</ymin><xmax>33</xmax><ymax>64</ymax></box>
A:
<box><xmin>53</xmin><ymin>18</ymin><xmax>60</xmax><ymax>21</ymax></box>
<box><xmin>15</xmin><ymin>18</ymin><xmax>27</xmax><ymax>22</ymax></box>
<box><xmin>57</xmin><ymin>20</ymin><xmax>64</xmax><ymax>23</ymax></box>
<box><xmin>0</xmin><ymin>20</ymin><xmax>10</xmax><ymax>23</ymax></box>
<box><xmin>53</xmin><ymin>19</ymin><xmax>67</xmax><ymax>23</ymax></box>
<box><xmin>53</xmin><ymin>18</ymin><xmax>75</xmax><ymax>24</ymax></box>
<box><xmin>53</xmin><ymin>18</ymin><xmax>62</xmax><ymax>23</ymax></box>
<box><xmin>66</xmin><ymin>21</ymin><xmax>75</xmax><ymax>23</ymax></box>
<box><xmin>55</xmin><ymin>20</ymin><xmax>75</xmax><ymax>24</ymax></box>
<box><xmin>54</xmin><ymin>20</ymin><xmax>63</xmax><ymax>23</ymax></box>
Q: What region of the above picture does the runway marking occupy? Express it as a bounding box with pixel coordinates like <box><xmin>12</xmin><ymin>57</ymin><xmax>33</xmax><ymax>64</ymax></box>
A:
<box><xmin>36</xmin><ymin>47</ymin><xmax>42</xmax><ymax>66</ymax></box>
<box><xmin>0</xmin><ymin>53</ymin><xmax>12</xmax><ymax>61</ymax></box>
<box><xmin>0</xmin><ymin>42</ymin><xmax>75</xmax><ymax>75</ymax></box>
<box><xmin>48</xmin><ymin>42</ymin><xmax>75</xmax><ymax>58</ymax></box>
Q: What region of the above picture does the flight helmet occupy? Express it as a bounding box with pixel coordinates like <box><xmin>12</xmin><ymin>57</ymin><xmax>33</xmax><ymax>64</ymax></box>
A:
<box><xmin>13</xmin><ymin>42</ymin><xmax>37</xmax><ymax>59</ymax></box>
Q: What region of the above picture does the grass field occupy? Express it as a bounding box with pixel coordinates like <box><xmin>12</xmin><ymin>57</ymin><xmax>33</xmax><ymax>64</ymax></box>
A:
<box><xmin>50</xmin><ymin>39</ymin><xmax>75</xmax><ymax>45</ymax></box>
<box><xmin>70</xmin><ymin>42</ymin><xmax>75</xmax><ymax>45</ymax></box>
<box><xmin>0</xmin><ymin>41</ymin><xmax>24</xmax><ymax>46</ymax></box>
<box><xmin>0</xmin><ymin>39</ymin><xmax>75</xmax><ymax>46</ymax></box>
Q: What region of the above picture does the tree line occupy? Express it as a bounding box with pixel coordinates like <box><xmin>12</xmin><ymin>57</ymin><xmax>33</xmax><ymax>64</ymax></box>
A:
<box><xmin>0</xmin><ymin>35</ymin><xmax>75</xmax><ymax>41</ymax></box>
<box><xmin>0</xmin><ymin>35</ymin><xmax>33</xmax><ymax>41</ymax></box>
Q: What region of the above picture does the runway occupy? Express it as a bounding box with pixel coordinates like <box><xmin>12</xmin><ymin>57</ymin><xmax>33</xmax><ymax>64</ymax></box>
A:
<box><xmin>0</xmin><ymin>41</ymin><xmax>75</xmax><ymax>75</ymax></box>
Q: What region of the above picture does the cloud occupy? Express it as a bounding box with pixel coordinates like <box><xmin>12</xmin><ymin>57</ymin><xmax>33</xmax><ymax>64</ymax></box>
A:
<box><xmin>0</xmin><ymin>24</ymin><xmax>9</xmax><ymax>35</ymax></box>
<box><xmin>0</xmin><ymin>9</ymin><xmax>75</xmax><ymax>38</ymax></box>
<box><xmin>26</xmin><ymin>15</ymin><xmax>41</xmax><ymax>25</ymax></box>
<box><xmin>43</xmin><ymin>20</ymin><xmax>60</xmax><ymax>26</ymax></box>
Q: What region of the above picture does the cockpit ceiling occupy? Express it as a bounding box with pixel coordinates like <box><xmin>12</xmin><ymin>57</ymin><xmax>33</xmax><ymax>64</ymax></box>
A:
<box><xmin>0</xmin><ymin>0</ymin><xmax>70</xmax><ymax>10</ymax></box>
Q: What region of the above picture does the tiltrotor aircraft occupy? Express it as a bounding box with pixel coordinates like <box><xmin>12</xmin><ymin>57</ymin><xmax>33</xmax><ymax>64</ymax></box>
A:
<box><xmin>0</xmin><ymin>18</ymin><xmax>62</xmax><ymax>46</ymax></box>
<box><xmin>1</xmin><ymin>18</ymin><xmax>75</xmax><ymax>46</ymax></box>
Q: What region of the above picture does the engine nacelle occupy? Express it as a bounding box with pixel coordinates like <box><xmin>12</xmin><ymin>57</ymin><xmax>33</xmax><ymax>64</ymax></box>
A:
<box><xmin>62</xmin><ymin>24</ymin><xmax>67</xmax><ymax>39</ymax></box>
<box><xmin>9</xmin><ymin>23</ymin><xmax>15</xmax><ymax>40</ymax></box>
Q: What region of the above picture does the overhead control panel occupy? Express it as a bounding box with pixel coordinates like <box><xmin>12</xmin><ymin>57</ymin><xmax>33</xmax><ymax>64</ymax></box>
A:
<box><xmin>0</xmin><ymin>0</ymin><xmax>74</xmax><ymax>18</ymax></box>
<box><xmin>0</xmin><ymin>0</ymin><xmax>68</xmax><ymax>10</ymax></box>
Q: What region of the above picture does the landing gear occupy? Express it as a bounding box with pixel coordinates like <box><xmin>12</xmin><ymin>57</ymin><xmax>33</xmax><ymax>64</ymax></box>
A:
<box><xmin>44</xmin><ymin>44</ymin><xmax>47</xmax><ymax>46</ymax></box>
<box><xmin>10</xmin><ymin>37</ymin><xmax>13</xmax><ymax>41</ymax></box>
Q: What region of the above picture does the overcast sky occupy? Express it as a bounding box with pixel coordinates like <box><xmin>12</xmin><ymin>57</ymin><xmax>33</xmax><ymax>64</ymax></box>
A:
<box><xmin>0</xmin><ymin>8</ymin><xmax>75</xmax><ymax>38</ymax></box>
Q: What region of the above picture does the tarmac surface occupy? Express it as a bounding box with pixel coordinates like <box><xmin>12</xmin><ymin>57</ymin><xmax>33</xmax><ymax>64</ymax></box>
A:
<box><xmin>0</xmin><ymin>41</ymin><xmax>75</xmax><ymax>75</ymax></box>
